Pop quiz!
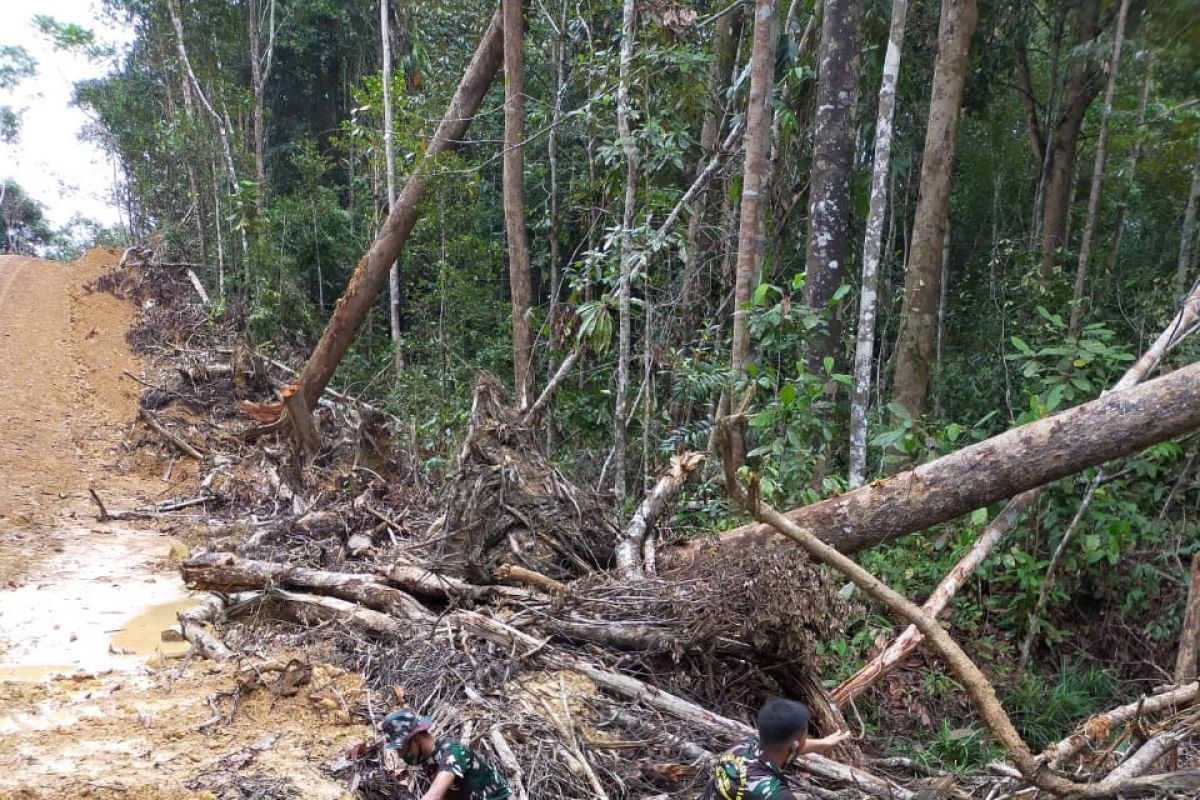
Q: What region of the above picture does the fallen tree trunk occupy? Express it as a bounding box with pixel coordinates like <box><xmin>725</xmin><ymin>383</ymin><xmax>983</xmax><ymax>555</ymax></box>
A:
<box><xmin>690</xmin><ymin>359</ymin><xmax>1200</xmax><ymax>556</ymax></box>
<box><xmin>295</xmin><ymin>9</ymin><xmax>503</xmax><ymax>413</ymax></box>
<box><xmin>183</xmin><ymin>552</ymin><xmax>429</xmax><ymax>622</ymax></box>
<box><xmin>833</xmin><ymin>284</ymin><xmax>1200</xmax><ymax>705</ymax></box>
<box><xmin>235</xmin><ymin>589</ymin><xmax>410</xmax><ymax>638</ymax></box>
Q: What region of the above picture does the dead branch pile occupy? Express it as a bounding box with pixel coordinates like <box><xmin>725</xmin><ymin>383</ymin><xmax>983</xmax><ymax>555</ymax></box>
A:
<box><xmin>87</xmin><ymin>252</ymin><xmax>1200</xmax><ymax>799</ymax></box>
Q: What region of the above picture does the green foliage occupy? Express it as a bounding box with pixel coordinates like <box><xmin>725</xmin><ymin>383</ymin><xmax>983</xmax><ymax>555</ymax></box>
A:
<box><xmin>0</xmin><ymin>44</ymin><xmax>36</xmax><ymax>90</ymax></box>
<box><xmin>1</xmin><ymin>181</ymin><xmax>55</xmax><ymax>255</ymax></box>
<box><xmin>1003</xmin><ymin>663</ymin><xmax>1119</xmax><ymax>752</ymax></box>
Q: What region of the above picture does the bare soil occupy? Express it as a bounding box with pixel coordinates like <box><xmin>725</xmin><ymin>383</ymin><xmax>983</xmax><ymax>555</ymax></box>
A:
<box><xmin>0</xmin><ymin>250</ymin><xmax>367</xmax><ymax>799</ymax></box>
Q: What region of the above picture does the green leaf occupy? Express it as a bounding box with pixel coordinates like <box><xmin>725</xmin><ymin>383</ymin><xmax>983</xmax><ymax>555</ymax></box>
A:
<box><xmin>970</xmin><ymin>507</ymin><xmax>988</xmax><ymax>526</ymax></box>
<box><xmin>779</xmin><ymin>383</ymin><xmax>796</xmax><ymax>406</ymax></box>
<box><xmin>748</xmin><ymin>410</ymin><xmax>775</xmax><ymax>428</ymax></box>
<box><xmin>823</xmin><ymin>356</ymin><xmax>834</xmax><ymax>374</ymax></box>
<box><xmin>1010</xmin><ymin>336</ymin><xmax>1033</xmax><ymax>355</ymax></box>
<box><xmin>1045</xmin><ymin>383</ymin><xmax>1066</xmax><ymax>411</ymax></box>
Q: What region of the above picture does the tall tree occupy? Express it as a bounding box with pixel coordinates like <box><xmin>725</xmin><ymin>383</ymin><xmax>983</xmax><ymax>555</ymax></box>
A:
<box><xmin>891</xmin><ymin>0</ymin><xmax>978</xmax><ymax>421</ymax></box>
<box><xmin>503</xmin><ymin>0</ymin><xmax>534</xmax><ymax>410</ymax></box>
<box><xmin>802</xmin><ymin>0</ymin><xmax>863</xmax><ymax>374</ymax></box>
<box><xmin>684</xmin><ymin>8</ymin><xmax>740</xmax><ymax>270</ymax></box>
<box><xmin>728</xmin><ymin>0</ymin><xmax>779</xmax><ymax>469</ymax></box>
<box><xmin>613</xmin><ymin>0</ymin><xmax>639</xmax><ymax>509</ymax></box>
<box><xmin>381</xmin><ymin>0</ymin><xmax>402</xmax><ymax>366</ymax></box>
<box><xmin>166</xmin><ymin>0</ymin><xmax>248</xmax><ymax>264</ymax></box>
<box><xmin>1031</xmin><ymin>0</ymin><xmax>1104</xmax><ymax>279</ymax></box>
<box><xmin>247</xmin><ymin>0</ymin><xmax>276</xmax><ymax>215</ymax></box>
<box><xmin>296</xmin><ymin>11</ymin><xmax>504</xmax><ymax>412</ymax></box>
<box><xmin>849</xmin><ymin>0</ymin><xmax>909</xmax><ymax>488</ymax></box>
<box><xmin>1176</xmin><ymin>133</ymin><xmax>1200</xmax><ymax>298</ymax></box>
<box><xmin>1069</xmin><ymin>0</ymin><xmax>1133</xmax><ymax>336</ymax></box>
<box><xmin>1104</xmin><ymin>53</ymin><xmax>1153</xmax><ymax>280</ymax></box>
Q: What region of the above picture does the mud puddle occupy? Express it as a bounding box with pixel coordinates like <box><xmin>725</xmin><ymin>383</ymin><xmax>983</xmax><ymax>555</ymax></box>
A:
<box><xmin>0</xmin><ymin>521</ymin><xmax>193</xmax><ymax>681</ymax></box>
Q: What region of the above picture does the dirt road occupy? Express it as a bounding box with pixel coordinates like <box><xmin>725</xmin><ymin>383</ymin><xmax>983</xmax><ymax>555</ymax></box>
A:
<box><xmin>0</xmin><ymin>251</ymin><xmax>361</xmax><ymax>799</ymax></box>
<box><xmin>0</xmin><ymin>251</ymin><xmax>152</xmax><ymax>574</ymax></box>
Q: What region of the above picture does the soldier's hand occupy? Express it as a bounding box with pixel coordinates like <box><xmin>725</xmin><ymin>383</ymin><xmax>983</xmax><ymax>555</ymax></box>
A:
<box><xmin>822</xmin><ymin>730</ymin><xmax>852</xmax><ymax>748</ymax></box>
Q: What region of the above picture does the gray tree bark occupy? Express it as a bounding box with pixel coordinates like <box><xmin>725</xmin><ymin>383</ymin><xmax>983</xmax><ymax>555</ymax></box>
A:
<box><xmin>849</xmin><ymin>0</ymin><xmax>909</xmax><ymax>488</ymax></box>
<box><xmin>802</xmin><ymin>0</ymin><xmax>863</xmax><ymax>374</ymax></box>
<box><xmin>613</xmin><ymin>0</ymin><xmax>639</xmax><ymax>510</ymax></box>
<box><xmin>503</xmin><ymin>0</ymin><xmax>534</xmax><ymax>410</ymax></box>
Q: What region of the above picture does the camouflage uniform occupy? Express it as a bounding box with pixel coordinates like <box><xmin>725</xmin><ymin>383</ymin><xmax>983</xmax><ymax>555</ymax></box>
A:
<box><xmin>380</xmin><ymin>709</ymin><xmax>510</xmax><ymax>800</ymax></box>
<box><xmin>699</xmin><ymin>736</ymin><xmax>798</xmax><ymax>800</ymax></box>
<box><xmin>422</xmin><ymin>739</ymin><xmax>511</xmax><ymax>800</ymax></box>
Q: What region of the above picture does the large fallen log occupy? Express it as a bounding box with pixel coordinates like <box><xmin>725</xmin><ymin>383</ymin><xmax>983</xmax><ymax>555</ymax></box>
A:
<box><xmin>685</xmin><ymin>359</ymin><xmax>1200</xmax><ymax>557</ymax></box>
<box><xmin>833</xmin><ymin>284</ymin><xmax>1200</xmax><ymax>706</ymax></box>
<box><xmin>295</xmin><ymin>9</ymin><xmax>503</xmax><ymax>413</ymax></box>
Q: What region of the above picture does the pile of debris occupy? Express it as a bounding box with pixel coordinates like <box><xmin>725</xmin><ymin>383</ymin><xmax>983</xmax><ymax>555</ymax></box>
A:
<box><xmin>92</xmin><ymin>255</ymin><xmax>1200</xmax><ymax>800</ymax></box>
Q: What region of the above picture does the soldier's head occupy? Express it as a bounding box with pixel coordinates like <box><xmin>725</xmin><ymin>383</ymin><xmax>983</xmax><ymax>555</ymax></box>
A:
<box><xmin>382</xmin><ymin>709</ymin><xmax>435</xmax><ymax>764</ymax></box>
<box><xmin>757</xmin><ymin>698</ymin><xmax>811</xmax><ymax>762</ymax></box>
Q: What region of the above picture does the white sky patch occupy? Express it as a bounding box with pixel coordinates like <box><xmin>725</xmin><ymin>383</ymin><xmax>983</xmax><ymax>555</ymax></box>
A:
<box><xmin>0</xmin><ymin>1</ymin><xmax>133</xmax><ymax>228</ymax></box>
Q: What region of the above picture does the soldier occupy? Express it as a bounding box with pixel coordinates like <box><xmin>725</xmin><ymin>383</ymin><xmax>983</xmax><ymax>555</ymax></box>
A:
<box><xmin>699</xmin><ymin>699</ymin><xmax>851</xmax><ymax>800</ymax></box>
<box><xmin>381</xmin><ymin>709</ymin><xmax>512</xmax><ymax>800</ymax></box>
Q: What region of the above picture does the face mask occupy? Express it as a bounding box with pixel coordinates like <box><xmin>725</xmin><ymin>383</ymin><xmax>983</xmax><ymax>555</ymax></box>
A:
<box><xmin>403</xmin><ymin>749</ymin><xmax>420</xmax><ymax>766</ymax></box>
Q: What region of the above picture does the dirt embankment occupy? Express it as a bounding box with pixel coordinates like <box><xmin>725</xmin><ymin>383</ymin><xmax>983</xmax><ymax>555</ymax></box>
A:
<box><xmin>0</xmin><ymin>250</ymin><xmax>365</xmax><ymax>800</ymax></box>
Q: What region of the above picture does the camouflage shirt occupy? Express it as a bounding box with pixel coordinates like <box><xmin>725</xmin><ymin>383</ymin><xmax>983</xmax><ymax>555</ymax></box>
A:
<box><xmin>423</xmin><ymin>739</ymin><xmax>511</xmax><ymax>800</ymax></box>
<box><xmin>699</xmin><ymin>736</ymin><xmax>797</xmax><ymax>800</ymax></box>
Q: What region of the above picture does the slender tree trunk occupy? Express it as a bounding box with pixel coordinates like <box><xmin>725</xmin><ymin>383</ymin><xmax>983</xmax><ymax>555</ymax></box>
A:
<box><xmin>381</xmin><ymin>0</ymin><xmax>403</xmax><ymax>368</ymax></box>
<box><xmin>1105</xmin><ymin>54</ymin><xmax>1152</xmax><ymax>279</ymax></box>
<box><xmin>932</xmin><ymin>228</ymin><xmax>950</xmax><ymax>418</ymax></box>
<box><xmin>547</xmin><ymin>0</ymin><xmax>566</xmax><ymax>334</ymax></box>
<box><xmin>684</xmin><ymin>8</ymin><xmax>740</xmax><ymax>269</ymax></box>
<box><xmin>296</xmin><ymin>11</ymin><xmax>504</xmax><ymax>411</ymax></box>
<box><xmin>167</xmin><ymin>0</ymin><xmax>247</xmax><ymax>267</ymax></box>
<box><xmin>1069</xmin><ymin>0</ymin><xmax>1132</xmax><ymax>336</ymax></box>
<box><xmin>849</xmin><ymin>0</ymin><xmax>908</xmax><ymax>488</ymax></box>
<box><xmin>504</xmin><ymin>0</ymin><xmax>535</xmax><ymax>410</ymax></box>
<box><xmin>613</xmin><ymin>0</ymin><xmax>639</xmax><ymax>510</ymax></box>
<box><xmin>727</xmin><ymin>0</ymin><xmax>779</xmax><ymax>470</ymax></box>
<box><xmin>1175</xmin><ymin>554</ymin><xmax>1200</xmax><ymax>685</ymax></box>
<box><xmin>1038</xmin><ymin>0</ymin><xmax>1103</xmax><ymax>280</ymax></box>
<box><xmin>1175</xmin><ymin>134</ymin><xmax>1200</xmax><ymax>298</ymax></box>
<box><xmin>802</xmin><ymin>0</ymin><xmax>863</xmax><ymax>374</ymax></box>
<box><xmin>891</xmin><ymin>0</ymin><xmax>978</xmax><ymax>421</ymax></box>
<box><xmin>247</xmin><ymin>0</ymin><xmax>275</xmax><ymax>215</ymax></box>
<box><xmin>211</xmin><ymin>159</ymin><xmax>225</xmax><ymax>297</ymax></box>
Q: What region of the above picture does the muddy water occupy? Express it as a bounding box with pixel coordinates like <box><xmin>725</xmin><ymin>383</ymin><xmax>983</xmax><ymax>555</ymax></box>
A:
<box><xmin>0</xmin><ymin>521</ymin><xmax>192</xmax><ymax>681</ymax></box>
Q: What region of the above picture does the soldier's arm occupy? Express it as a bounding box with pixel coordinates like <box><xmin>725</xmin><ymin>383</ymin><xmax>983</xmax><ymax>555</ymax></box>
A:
<box><xmin>798</xmin><ymin>730</ymin><xmax>852</xmax><ymax>755</ymax></box>
<box><xmin>420</xmin><ymin>770</ymin><xmax>456</xmax><ymax>800</ymax></box>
